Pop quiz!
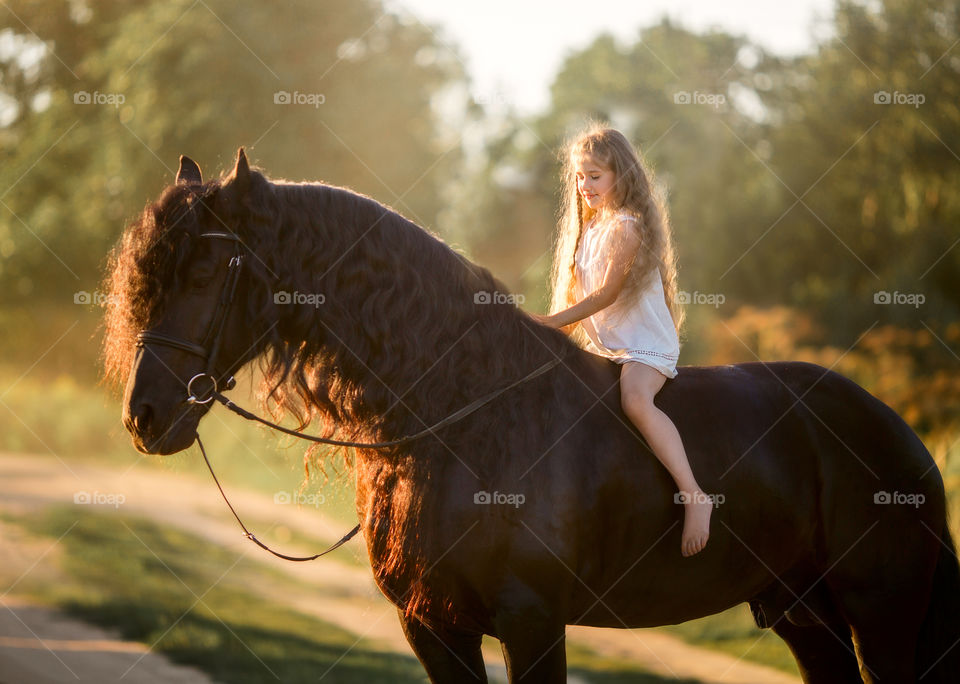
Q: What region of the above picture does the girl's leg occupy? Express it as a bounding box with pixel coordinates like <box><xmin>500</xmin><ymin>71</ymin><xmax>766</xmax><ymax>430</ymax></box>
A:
<box><xmin>620</xmin><ymin>361</ymin><xmax>712</xmax><ymax>556</ymax></box>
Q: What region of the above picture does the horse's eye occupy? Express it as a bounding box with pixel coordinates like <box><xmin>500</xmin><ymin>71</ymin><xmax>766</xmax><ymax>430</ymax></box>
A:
<box><xmin>190</xmin><ymin>273</ymin><xmax>215</xmax><ymax>290</ymax></box>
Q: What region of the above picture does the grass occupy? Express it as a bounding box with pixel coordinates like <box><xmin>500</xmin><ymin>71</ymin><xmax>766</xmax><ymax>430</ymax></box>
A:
<box><xmin>566</xmin><ymin>641</ymin><xmax>701</xmax><ymax>683</ymax></box>
<box><xmin>658</xmin><ymin>607</ymin><xmax>800</xmax><ymax>675</ymax></box>
<box><xmin>3</xmin><ymin>505</ymin><xmax>423</xmax><ymax>683</ymax></box>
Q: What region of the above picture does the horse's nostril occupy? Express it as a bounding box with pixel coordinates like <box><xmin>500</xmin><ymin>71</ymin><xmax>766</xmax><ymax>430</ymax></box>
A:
<box><xmin>132</xmin><ymin>402</ymin><xmax>153</xmax><ymax>433</ymax></box>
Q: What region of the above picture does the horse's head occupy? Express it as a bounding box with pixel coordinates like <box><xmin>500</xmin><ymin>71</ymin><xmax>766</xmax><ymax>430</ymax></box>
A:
<box><xmin>108</xmin><ymin>149</ymin><xmax>272</xmax><ymax>454</ymax></box>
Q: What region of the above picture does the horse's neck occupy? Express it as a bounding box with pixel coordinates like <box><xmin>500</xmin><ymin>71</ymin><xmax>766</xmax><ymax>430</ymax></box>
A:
<box><xmin>273</xmin><ymin>182</ymin><xmax>495</xmax><ymax>426</ymax></box>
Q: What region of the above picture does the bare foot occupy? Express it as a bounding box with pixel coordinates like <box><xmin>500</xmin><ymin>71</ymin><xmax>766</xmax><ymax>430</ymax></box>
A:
<box><xmin>680</xmin><ymin>491</ymin><xmax>713</xmax><ymax>557</ymax></box>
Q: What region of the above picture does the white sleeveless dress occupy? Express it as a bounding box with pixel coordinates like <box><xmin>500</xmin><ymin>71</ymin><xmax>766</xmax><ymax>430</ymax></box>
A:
<box><xmin>574</xmin><ymin>212</ymin><xmax>680</xmax><ymax>379</ymax></box>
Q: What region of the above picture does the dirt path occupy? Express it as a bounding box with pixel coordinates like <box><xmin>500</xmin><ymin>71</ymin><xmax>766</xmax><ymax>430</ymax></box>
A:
<box><xmin>0</xmin><ymin>595</ymin><xmax>217</xmax><ymax>684</ymax></box>
<box><xmin>0</xmin><ymin>452</ymin><xmax>800</xmax><ymax>684</ymax></box>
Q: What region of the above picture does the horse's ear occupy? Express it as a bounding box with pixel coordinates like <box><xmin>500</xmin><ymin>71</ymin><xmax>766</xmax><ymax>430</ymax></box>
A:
<box><xmin>218</xmin><ymin>148</ymin><xmax>251</xmax><ymax>207</ymax></box>
<box><xmin>176</xmin><ymin>155</ymin><xmax>203</xmax><ymax>185</ymax></box>
<box><xmin>227</xmin><ymin>148</ymin><xmax>250</xmax><ymax>193</ymax></box>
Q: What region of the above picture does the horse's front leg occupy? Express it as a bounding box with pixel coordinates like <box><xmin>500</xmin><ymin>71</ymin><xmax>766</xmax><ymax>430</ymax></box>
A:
<box><xmin>398</xmin><ymin>610</ymin><xmax>488</xmax><ymax>683</ymax></box>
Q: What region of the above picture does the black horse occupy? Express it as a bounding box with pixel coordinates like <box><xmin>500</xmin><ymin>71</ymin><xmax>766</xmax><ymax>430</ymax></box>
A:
<box><xmin>104</xmin><ymin>149</ymin><xmax>960</xmax><ymax>683</ymax></box>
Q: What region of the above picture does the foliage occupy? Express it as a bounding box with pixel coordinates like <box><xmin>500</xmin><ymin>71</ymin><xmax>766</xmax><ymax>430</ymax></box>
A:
<box><xmin>450</xmin><ymin>2</ymin><xmax>960</xmax><ymax>347</ymax></box>
<box><xmin>0</xmin><ymin>0</ymin><xmax>466</xmax><ymax>313</ymax></box>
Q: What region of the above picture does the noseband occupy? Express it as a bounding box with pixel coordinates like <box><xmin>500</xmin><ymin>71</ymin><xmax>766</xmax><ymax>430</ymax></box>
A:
<box><xmin>135</xmin><ymin>232</ymin><xmax>244</xmax><ymax>404</ymax></box>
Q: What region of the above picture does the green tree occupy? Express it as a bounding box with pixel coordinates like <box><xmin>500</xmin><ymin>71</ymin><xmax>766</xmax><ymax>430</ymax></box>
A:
<box><xmin>0</xmin><ymin>0</ymin><xmax>468</xmax><ymax>373</ymax></box>
<box><xmin>0</xmin><ymin>0</ymin><xmax>466</xmax><ymax>304</ymax></box>
<box><xmin>756</xmin><ymin>0</ymin><xmax>960</xmax><ymax>335</ymax></box>
<box><xmin>447</xmin><ymin>1</ymin><xmax>960</xmax><ymax>345</ymax></box>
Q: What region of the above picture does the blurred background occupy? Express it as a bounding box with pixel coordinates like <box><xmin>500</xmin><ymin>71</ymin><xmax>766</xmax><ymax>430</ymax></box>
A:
<box><xmin>0</xmin><ymin>0</ymin><xmax>957</xmax><ymax>681</ymax></box>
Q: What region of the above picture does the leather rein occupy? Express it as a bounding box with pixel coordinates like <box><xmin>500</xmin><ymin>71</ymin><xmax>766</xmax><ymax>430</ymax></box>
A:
<box><xmin>135</xmin><ymin>231</ymin><xmax>564</xmax><ymax>562</ymax></box>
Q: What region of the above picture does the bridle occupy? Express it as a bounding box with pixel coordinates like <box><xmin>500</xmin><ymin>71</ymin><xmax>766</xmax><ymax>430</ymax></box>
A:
<box><xmin>133</xmin><ymin>229</ymin><xmax>565</xmax><ymax>562</ymax></box>
<box><xmin>136</xmin><ymin>232</ymin><xmax>245</xmax><ymax>405</ymax></box>
<box><xmin>134</xmin><ymin>230</ymin><xmax>364</xmax><ymax>561</ymax></box>
<box><xmin>135</xmin><ymin>229</ymin><xmax>566</xmax><ymax>448</ymax></box>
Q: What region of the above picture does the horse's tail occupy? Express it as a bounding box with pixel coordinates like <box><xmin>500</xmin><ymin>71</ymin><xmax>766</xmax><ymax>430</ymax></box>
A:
<box><xmin>917</xmin><ymin>522</ymin><xmax>960</xmax><ymax>682</ymax></box>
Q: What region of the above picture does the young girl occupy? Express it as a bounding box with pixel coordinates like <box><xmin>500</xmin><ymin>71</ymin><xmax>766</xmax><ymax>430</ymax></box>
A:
<box><xmin>530</xmin><ymin>124</ymin><xmax>712</xmax><ymax>557</ymax></box>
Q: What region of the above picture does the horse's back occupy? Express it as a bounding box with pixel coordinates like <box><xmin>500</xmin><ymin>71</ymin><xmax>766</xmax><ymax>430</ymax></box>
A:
<box><xmin>662</xmin><ymin>359</ymin><xmax>935</xmax><ymax>477</ymax></box>
<box><xmin>656</xmin><ymin>361</ymin><xmax>825</xmax><ymax>489</ymax></box>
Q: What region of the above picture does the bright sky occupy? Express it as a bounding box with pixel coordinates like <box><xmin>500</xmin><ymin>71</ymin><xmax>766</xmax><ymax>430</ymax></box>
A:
<box><xmin>386</xmin><ymin>0</ymin><xmax>836</xmax><ymax>114</ymax></box>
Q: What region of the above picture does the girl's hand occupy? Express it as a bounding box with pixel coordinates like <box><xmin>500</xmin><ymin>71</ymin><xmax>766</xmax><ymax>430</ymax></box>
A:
<box><xmin>528</xmin><ymin>312</ymin><xmax>555</xmax><ymax>327</ymax></box>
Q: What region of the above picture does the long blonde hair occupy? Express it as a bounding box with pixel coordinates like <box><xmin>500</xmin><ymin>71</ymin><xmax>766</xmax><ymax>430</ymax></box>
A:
<box><xmin>548</xmin><ymin>123</ymin><xmax>685</xmax><ymax>343</ymax></box>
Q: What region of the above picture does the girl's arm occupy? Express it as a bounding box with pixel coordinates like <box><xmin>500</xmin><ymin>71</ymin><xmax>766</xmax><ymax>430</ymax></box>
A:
<box><xmin>532</xmin><ymin>219</ymin><xmax>642</xmax><ymax>330</ymax></box>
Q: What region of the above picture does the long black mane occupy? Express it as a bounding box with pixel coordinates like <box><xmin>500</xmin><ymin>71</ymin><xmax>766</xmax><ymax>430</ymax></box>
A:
<box><xmin>105</xmin><ymin>166</ymin><xmax>609</xmax><ymax>620</ymax></box>
<box><xmin>106</xmin><ymin>169</ymin><xmax>585</xmax><ymax>451</ymax></box>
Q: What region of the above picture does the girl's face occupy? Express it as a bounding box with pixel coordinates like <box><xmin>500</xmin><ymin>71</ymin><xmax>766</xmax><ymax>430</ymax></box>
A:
<box><xmin>575</xmin><ymin>155</ymin><xmax>616</xmax><ymax>211</ymax></box>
